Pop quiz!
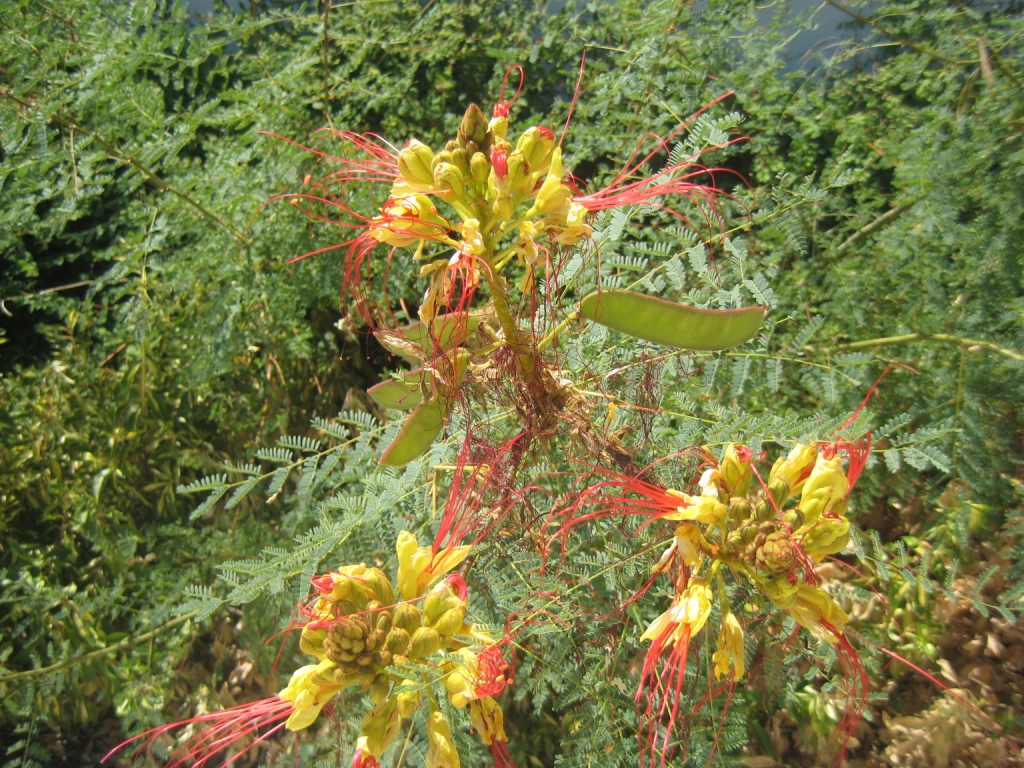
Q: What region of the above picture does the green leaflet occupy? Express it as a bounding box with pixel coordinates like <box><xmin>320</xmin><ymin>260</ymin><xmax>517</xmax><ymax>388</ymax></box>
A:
<box><xmin>579</xmin><ymin>290</ymin><xmax>765</xmax><ymax>350</ymax></box>
<box><xmin>367</xmin><ymin>370</ymin><xmax>425</xmax><ymax>411</ymax></box>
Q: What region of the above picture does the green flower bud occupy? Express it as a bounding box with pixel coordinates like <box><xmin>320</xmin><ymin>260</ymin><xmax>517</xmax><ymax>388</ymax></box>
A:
<box><xmin>767</xmin><ymin>477</ymin><xmax>791</xmax><ymax>509</ymax></box>
<box><xmin>729</xmin><ymin>497</ymin><xmax>752</xmax><ymax>523</ymax></box>
<box><xmin>756</xmin><ymin>531</ymin><xmax>797</xmax><ymax>575</ymax></box>
<box><xmin>450</xmin><ymin>147</ymin><xmax>471</xmax><ymax>178</ymax></box>
<box><xmin>516</xmin><ymin>125</ymin><xmax>556</xmax><ymax>176</ymax></box>
<box><xmin>470</xmin><ymin>152</ymin><xmax>490</xmax><ymax>187</ymax></box>
<box><xmin>408</xmin><ymin>626</ymin><xmax>441</xmax><ymax>659</ymax></box>
<box><xmin>459</xmin><ymin>103</ymin><xmax>488</xmax><ymax>146</ymax></box>
<box><xmin>432</xmin><ymin>150</ymin><xmax>453</xmax><ymax>171</ymax></box>
<box><xmin>385</xmin><ymin>626</ymin><xmax>411</xmax><ymax>655</ymax></box>
<box><xmin>393</xmin><ymin>603</ymin><xmax>421</xmax><ymax>633</ymax></box>
<box><xmin>433</xmin><ymin>163</ymin><xmax>466</xmax><ymax>203</ymax></box>
<box><xmin>299</xmin><ymin>626</ymin><xmax>327</xmax><ymax>660</ymax></box>
<box><xmin>364</xmin><ymin>569</ymin><xmax>395</xmax><ymax>606</ymax></box>
<box><xmin>398</xmin><ymin>139</ymin><xmax>436</xmax><ymax>188</ymax></box>
<box><xmin>783</xmin><ymin>509</ymin><xmax>804</xmax><ymax>530</ymax></box>
<box><xmin>800</xmin><ymin>517</ymin><xmax>850</xmax><ymax>558</ymax></box>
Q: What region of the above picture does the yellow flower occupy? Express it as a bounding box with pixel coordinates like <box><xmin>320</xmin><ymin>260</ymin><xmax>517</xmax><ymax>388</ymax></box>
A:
<box><xmin>663</xmin><ymin>489</ymin><xmax>727</xmax><ymax>524</ymax></box>
<box><xmin>531</xmin><ymin>147</ymin><xmax>573</xmax><ymax>215</ymax></box>
<box><xmin>358</xmin><ymin>698</ymin><xmax>402</xmax><ymax>761</ymax></box>
<box><xmin>469</xmin><ymin>697</ymin><xmax>507</xmax><ymax>746</ymax></box>
<box><xmin>426</xmin><ymin>710</ymin><xmax>461</xmax><ymax>768</ymax></box>
<box><xmin>673</xmin><ymin>523</ymin><xmax>704</xmax><ymax>567</ymax></box>
<box><xmin>369</xmin><ymin>195</ymin><xmax>449</xmax><ymax>248</ymax></box>
<box><xmin>395</xmin><ymin>530</ymin><xmax>471</xmax><ymax>601</ymax></box>
<box><xmin>797</xmin><ymin>454</ymin><xmax>849</xmax><ymax>526</ymax></box>
<box><xmin>786</xmin><ymin>584</ymin><xmax>849</xmax><ymax>643</ymax></box>
<box><xmin>712</xmin><ymin>612</ymin><xmax>745</xmax><ymax>680</ymax></box>
<box><xmin>278</xmin><ymin>660</ymin><xmax>347</xmax><ymax>731</ymax></box>
<box><xmin>799</xmin><ymin>516</ymin><xmax>850</xmax><ymax>560</ymax></box>
<box><xmin>768</xmin><ymin>444</ymin><xmax>818</xmax><ymax>498</ymax></box>
<box><xmin>640</xmin><ymin>578</ymin><xmax>713</xmax><ymax>645</ymax></box>
<box><xmin>719</xmin><ymin>444</ymin><xmax>753</xmax><ymax>497</ymax></box>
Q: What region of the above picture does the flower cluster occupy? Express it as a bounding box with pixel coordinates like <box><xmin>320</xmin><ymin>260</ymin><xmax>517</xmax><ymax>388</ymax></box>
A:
<box><xmin>552</xmin><ymin>441</ymin><xmax>869</xmax><ymax>767</ymax></box>
<box><xmin>107</xmin><ymin>532</ymin><xmax>512</xmax><ymax>768</ymax></box>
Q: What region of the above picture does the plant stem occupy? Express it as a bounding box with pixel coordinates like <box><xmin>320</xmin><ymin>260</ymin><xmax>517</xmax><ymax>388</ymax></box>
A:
<box><xmin>815</xmin><ymin>333</ymin><xmax>1024</xmax><ymax>363</ymax></box>
<box><xmin>0</xmin><ymin>610</ymin><xmax>201</xmax><ymax>685</ymax></box>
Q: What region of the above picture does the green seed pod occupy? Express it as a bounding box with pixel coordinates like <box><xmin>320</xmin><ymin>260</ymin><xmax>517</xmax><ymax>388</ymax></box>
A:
<box><xmin>393</xmin><ymin>603</ymin><xmax>421</xmax><ymax>633</ymax></box>
<box><xmin>408</xmin><ymin>626</ymin><xmax>441</xmax><ymax>659</ymax></box>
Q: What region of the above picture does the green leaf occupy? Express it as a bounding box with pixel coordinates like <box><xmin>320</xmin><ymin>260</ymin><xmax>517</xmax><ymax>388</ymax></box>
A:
<box><xmin>578</xmin><ymin>290</ymin><xmax>765</xmax><ymax>350</ymax></box>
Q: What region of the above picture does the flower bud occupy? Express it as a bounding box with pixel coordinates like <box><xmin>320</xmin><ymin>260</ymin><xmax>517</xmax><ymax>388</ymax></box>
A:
<box><xmin>385</xmin><ymin>626</ymin><xmax>411</xmax><ymax>655</ymax></box>
<box><xmin>424</xmin><ymin>588</ymin><xmax>466</xmax><ymax>637</ymax></box>
<box><xmin>798</xmin><ymin>454</ymin><xmax>849</xmax><ymax>526</ymax></box>
<box><xmin>488</xmin><ymin>115</ymin><xmax>508</xmax><ymax>142</ymax></box>
<box><xmin>459</xmin><ymin>103</ymin><xmax>488</xmax><ymax>147</ymax></box>
<box><xmin>729</xmin><ymin>497</ymin><xmax>752</xmax><ymax>523</ymax></box>
<box><xmin>767</xmin><ymin>477</ymin><xmax>790</xmax><ymax>509</ymax></box>
<box><xmin>505</xmin><ymin>149</ymin><xmax>531</xmax><ymax>195</ymax></box>
<box><xmin>449</xmin><ymin>147</ymin><xmax>471</xmax><ymax>178</ymax></box>
<box><xmin>532</xmin><ymin>147</ymin><xmax>572</xmax><ymax>215</ymax></box>
<box><xmin>769</xmin><ymin>444</ymin><xmax>817</xmax><ymax>496</ymax></box>
<box><xmin>782</xmin><ymin>509</ymin><xmax>803</xmax><ymax>530</ymax></box>
<box><xmin>433</xmin><ymin>163</ymin><xmax>466</xmax><ymax>203</ymax></box>
<box><xmin>392</xmin><ymin>603</ymin><xmax>422</xmax><ymax>633</ymax></box>
<box><xmin>398</xmin><ymin>139</ymin><xmax>436</xmax><ymax>188</ymax></box>
<box><xmin>408</xmin><ymin>626</ymin><xmax>441</xmax><ymax>659</ymax></box>
<box><xmin>470</xmin><ymin>151</ymin><xmax>490</xmax><ymax>187</ymax></box>
<box><xmin>363</xmin><ymin>569</ymin><xmax>395</xmax><ymax>607</ymax></box>
<box><xmin>516</xmin><ymin>126</ymin><xmax>556</xmax><ymax>175</ymax></box>
<box><xmin>299</xmin><ymin>625</ymin><xmax>328</xmax><ymax>660</ymax></box>
<box><xmin>755</xmin><ymin>531</ymin><xmax>797</xmax><ymax>575</ymax></box>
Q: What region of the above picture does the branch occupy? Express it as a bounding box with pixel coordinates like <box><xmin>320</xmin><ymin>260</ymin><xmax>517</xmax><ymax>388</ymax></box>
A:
<box><xmin>0</xmin><ymin>87</ymin><xmax>252</xmax><ymax>245</ymax></box>
<box><xmin>813</xmin><ymin>333</ymin><xmax>1024</xmax><ymax>363</ymax></box>
<box><xmin>0</xmin><ymin>610</ymin><xmax>201</xmax><ymax>685</ymax></box>
<box><xmin>833</xmin><ymin>201</ymin><xmax>917</xmax><ymax>255</ymax></box>
<box><xmin>825</xmin><ymin>1</ymin><xmax>974</xmax><ymax>65</ymax></box>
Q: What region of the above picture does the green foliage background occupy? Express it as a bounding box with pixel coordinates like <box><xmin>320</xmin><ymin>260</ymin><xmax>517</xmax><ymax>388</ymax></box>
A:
<box><xmin>1</xmin><ymin>0</ymin><xmax>1022</xmax><ymax>766</ymax></box>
